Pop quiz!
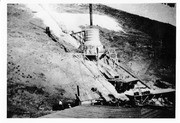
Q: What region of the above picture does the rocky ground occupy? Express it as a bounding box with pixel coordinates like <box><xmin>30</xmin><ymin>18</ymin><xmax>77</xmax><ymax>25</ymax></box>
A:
<box><xmin>7</xmin><ymin>4</ymin><xmax>175</xmax><ymax>118</ymax></box>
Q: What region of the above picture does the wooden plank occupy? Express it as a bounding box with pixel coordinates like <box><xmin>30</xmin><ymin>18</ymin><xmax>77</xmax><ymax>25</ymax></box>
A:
<box><xmin>41</xmin><ymin>105</ymin><xmax>174</xmax><ymax>118</ymax></box>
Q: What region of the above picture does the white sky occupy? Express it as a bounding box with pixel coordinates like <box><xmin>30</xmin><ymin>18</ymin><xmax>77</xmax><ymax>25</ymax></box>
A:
<box><xmin>106</xmin><ymin>3</ymin><xmax>176</xmax><ymax>26</ymax></box>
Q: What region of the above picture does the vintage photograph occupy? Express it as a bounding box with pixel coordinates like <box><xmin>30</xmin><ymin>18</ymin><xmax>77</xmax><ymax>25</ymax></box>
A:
<box><xmin>7</xmin><ymin>2</ymin><xmax>176</xmax><ymax>118</ymax></box>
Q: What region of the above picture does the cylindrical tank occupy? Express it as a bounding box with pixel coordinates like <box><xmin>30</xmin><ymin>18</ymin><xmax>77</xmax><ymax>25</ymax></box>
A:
<box><xmin>84</xmin><ymin>28</ymin><xmax>102</xmax><ymax>47</ymax></box>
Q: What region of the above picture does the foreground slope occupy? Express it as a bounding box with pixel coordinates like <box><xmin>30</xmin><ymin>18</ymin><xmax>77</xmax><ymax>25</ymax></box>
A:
<box><xmin>7</xmin><ymin>4</ymin><xmax>124</xmax><ymax>118</ymax></box>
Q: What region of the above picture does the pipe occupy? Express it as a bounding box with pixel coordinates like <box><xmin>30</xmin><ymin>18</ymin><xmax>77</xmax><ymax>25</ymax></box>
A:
<box><xmin>89</xmin><ymin>4</ymin><xmax>93</xmax><ymax>26</ymax></box>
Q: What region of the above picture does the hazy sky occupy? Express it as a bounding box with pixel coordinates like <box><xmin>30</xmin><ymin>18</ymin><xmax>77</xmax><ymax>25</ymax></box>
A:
<box><xmin>105</xmin><ymin>3</ymin><xmax>176</xmax><ymax>26</ymax></box>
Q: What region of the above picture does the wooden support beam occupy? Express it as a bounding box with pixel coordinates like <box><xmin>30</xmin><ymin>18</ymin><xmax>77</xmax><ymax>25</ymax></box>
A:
<box><xmin>77</xmin><ymin>85</ymin><xmax>80</xmax><ymax>96</ymax></box>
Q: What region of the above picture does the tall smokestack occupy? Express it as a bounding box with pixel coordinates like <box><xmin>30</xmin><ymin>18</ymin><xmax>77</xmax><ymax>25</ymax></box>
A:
<box><xmin>89</xmin><ymin>4</ymin><xmax>93</xmax><ymax>26</ymax></box>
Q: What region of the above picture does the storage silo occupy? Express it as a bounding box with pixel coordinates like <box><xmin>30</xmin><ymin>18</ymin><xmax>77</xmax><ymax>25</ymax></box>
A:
<box><xmin>84</xmin><ymin>28</ymin><xmax>101</xmax><ymax>47</ymax></box>
<box><xmin>83</xmin><ymin>28</ymin><xmax>104</xmax><ymax>59</ymax></box>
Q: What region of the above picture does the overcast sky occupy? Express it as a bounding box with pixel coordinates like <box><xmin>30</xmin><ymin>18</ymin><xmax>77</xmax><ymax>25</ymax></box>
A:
<box><xmin>105</xmin><ymin>3</ymin><xmax>176</xmax><ymax>26</ymax></box>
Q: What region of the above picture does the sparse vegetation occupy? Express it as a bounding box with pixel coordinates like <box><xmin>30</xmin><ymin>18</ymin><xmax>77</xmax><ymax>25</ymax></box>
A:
<box><xmin>7</xmin><ymin>4</ymin><xmax>76</xmax><ymax>118</ymax></box>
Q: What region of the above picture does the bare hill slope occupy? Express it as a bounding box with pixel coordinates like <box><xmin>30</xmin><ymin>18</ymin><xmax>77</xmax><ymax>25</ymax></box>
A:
<box><xmin>7</xmin><ymin>4</ymin><xmax>175</xmax><ymax>118</ymax></box>
<box><xmin>7</xmin><ymin>4</ymin><xmax>123</xmax><ymax>118</ymax></box>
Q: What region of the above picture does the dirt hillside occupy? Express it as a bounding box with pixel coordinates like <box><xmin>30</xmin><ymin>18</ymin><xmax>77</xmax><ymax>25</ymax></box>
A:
<box><xmin>7</xmin><ymin>4</ymin><xmax>175</xmax><ymax>118</ymax></box>
<box><xmin>7</xmin><ymin>4</ymin><xmax>122</xmax><ymax>118</ymax></box>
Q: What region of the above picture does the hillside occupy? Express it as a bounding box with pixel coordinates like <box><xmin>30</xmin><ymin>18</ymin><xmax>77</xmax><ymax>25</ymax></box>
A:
<box><xmin>7</xmin><ymin>4</ymin><xmax>175</xmax><ymax>118</ymax></box>
<box><xmin>7</xmin><ymin>4</ymin><xmax>123</xmax><ymax>118</ymax></box>
<box><xmin>96</xmin><ymin>4</ymin><xmax>175</xmax><ymax>84</ymax></box>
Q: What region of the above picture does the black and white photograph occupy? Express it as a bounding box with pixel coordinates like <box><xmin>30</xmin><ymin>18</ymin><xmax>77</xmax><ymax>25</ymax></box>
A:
<box><xmin>1</xmin><ymin>0</ymin><xmax>178</xmax><ymax>119</ymax></box>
